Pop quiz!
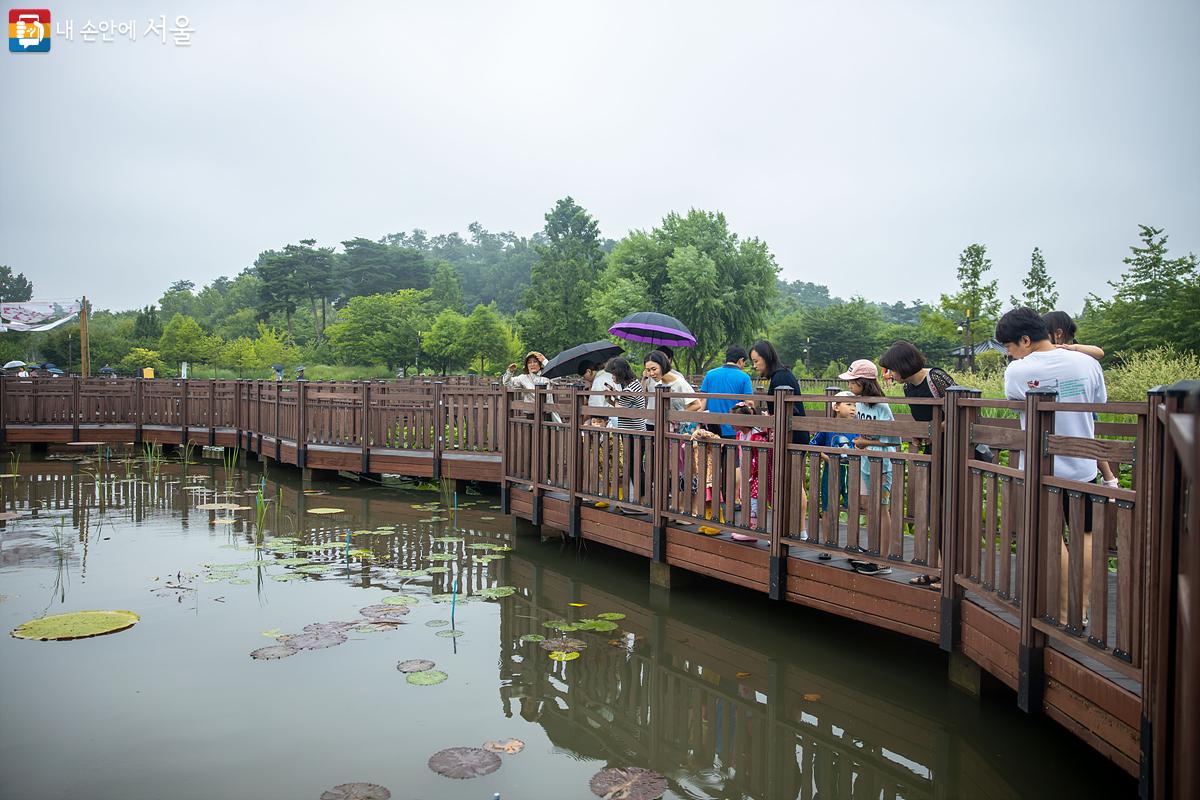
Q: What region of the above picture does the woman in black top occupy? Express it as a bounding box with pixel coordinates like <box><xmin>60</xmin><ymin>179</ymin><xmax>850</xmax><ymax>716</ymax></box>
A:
<box><xmin>879</xmin><ymin>341</ymin><xmax>953</xmax><ymax>421</ymax></box>
<box><xmin>749</xmin><ymin>340</ymin><xmax>808</xmax><ymax>425</ymax></box>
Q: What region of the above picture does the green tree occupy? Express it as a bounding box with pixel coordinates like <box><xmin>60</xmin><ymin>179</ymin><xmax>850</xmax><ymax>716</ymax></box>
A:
<box><xmin>117</xmin><ymin>347</ymin><xmax>165</xmax><ymax>377</ymax></box>
<box><xmin>663</xmin><ymin>246</ymin><xmax>725</xmax><ymax>374</ymax></box>
<box><xmin>1009</xmin><ymin>247</ymin><xmax>1059</xmax><ymax>312</ymax></box>
<box><xmin>1080</xmin><ymin>225</ymin><xmax>1200</xmax><ymax>355</ymax></box>
<box><xmin>159</xmin><ymin>280</ymin><xmax>197</xmax><ymax>320</ymax></box>
<box><xmin>326</xmin><ymin>290</ymin><xmax>426</xmax><ymax>373</ymax></box>
<box><xmin>776</xmin><ymin>299</ymin><xmax>886</xmax><ymax>369</ymax></box>
<box><xmin>428</xmin><ymin>260</ymin><xmax>464</xmax><ymax>313</ymax></box>
<box><xmin>337</xmin><ymin>237</ymin><xmax>433</xmax><ymax>299</ymax></box>
<box><xmin>518</xmin><ymin>197</ymin><xmax>606</xmax><ymax>353</ymax></box>
<box><xmin>423</xmin><ymin>309</ymin><xmax>468</xmax><ymax>373</ymax></box>
<box><xmin>462</xmin><ymin>304</ymin><xmax>510</xmax><ymax>374</ymax></box>
<box><xmin>158</xmin><ymin>314</ymin><xmax>218</xmax><ymax>367</ymax></box>
<box><xmin>132</xmin><ymin>305</ymin><xmax>162</xmax><ymax>345</ymax></box>
<box><xmin>253</xmin><ymin>248</ymin><xmax>302</xmax><ymax>336</ymax></box>
<box><xmin>0</xmin><ymin>265</ymin><xmax>33</xmax><ymax>302</ymax></box>
<box><xmin>939</xmin><ymin>243</ymin><xmax>1000</xmax><ymax>334</ymax></box>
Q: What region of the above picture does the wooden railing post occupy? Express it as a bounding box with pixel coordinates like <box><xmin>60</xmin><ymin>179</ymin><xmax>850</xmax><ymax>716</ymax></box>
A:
<box><xmin>568</xmin><ymin>386</ymin><xmax>584</xmax><ymax>539</ymax></box>
<box><xmin>296</xmin><ymin>379</ymin><xmax>308</xmax><ymax>468</ymax></box>
<box><xmin>361</xmin><ymin>382</ymin><xmax>372</xmax><ymax>474</ymax></box>
<box><xmin>273</xmin><ymin>382</ymin><xmax>281</xmax><ymax>460</ymax></box>
<box><xmin>500</xmin><ymin>387</ymin><xmax>511</xmax><ymax>515</ymax></box>
<box><xmin>180</xmin><ymin>378</ymin><xmax>190</xmax><ymax>445</ymax></box>
<box><xmin>650</xmin><ymin>384</ymin><xmax>669</xmax><ymax>559</ymax></box>
<box><xmin>207</xmin><ymin>379</ymin><xmax>216</xmax><ymax>445</ymax></box>
<box><xmin>134</xmin><ymin>378</ymin><xmax>144</xmax><ymax>445</ymax></box>
<box><xmin>531</xmin><ymin>389</ymin><xmax>544</xmax><ymax>526</ymax></box>
<box><xmin>71</xmin><ymin>375</ymin><xmax>80</xmax><ymax>441</ymax></box>
<box><xmin>939</xmin><ymin>386</ymin><xmax>977</xmax><ymax>652</ymax></box>
<box><xmin>769</xmin><ymin>387</ymin><xmax>794</xmax><ymax>600</ymax></box>
<box><xmin>431</xmin><ymin>381</ymin><xmax>443</xmax><ymax>480</ymax></box>
<box><xmin>1018</xmin><ymin>387</ymin><xmax>1057</xmax><ymax>713</ymax></box>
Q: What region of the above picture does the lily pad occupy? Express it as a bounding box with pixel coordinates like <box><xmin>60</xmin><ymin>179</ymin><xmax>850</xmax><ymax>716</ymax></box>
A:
<box><xmin>353</xmin><ymin>622</ymin><xmax>400</xmax><ymax>633</ymax></box>
<box><xmin>476</xmin><ymin>586</ymin><xmax>516</xmax><ymax>600</ymax></box>
<box><xmin>294</xmin><ymin>564</ymin><xmax>333</xmax><ymax>574</ymax></box>
<box><xmin>228</xmin><ymin>578</ymin><xmax>251</xmax><ymax>585</ymax></box>
<box><xmin>483</xmin><ymin>738</ymin><xmax>525</xmax><ymax>754</ymax></box>
<box><xmin>272</xmin><ymin>573</ymin><xmax>305</xmax><ymax>582</ymax></box>
<box><xmin>425</xmin><ymin>619</ymin><xmax>450</xmax><ymax>627</ymax></box>
<box><xmin>250</xmin><ymin>644</ymin><xmax>298</xmax><ymax>660</ymax></box>
<box><xmin>578</xmin><ymin>620</ymin><xmax>618</xmax><ymax>633</ymax></box>
<box><xmin>589</xmin><ymin>767</ymin><xmax>667</xmax><ymax>800</ymax></box>
<box><xmin>196</xmin><ymin>502</ymin><xmax>241</xmax><ymax>511</ymax></box>
<box><xmin>319</xmin><ymin>782</ymin><xmax>391</xmax><ymax>800</ymax></box>
<box><xmin>425</xmin><ymin>566</ymin><xmax>450</xmax><ymax>574</ymax></box>
<box><xmin>11</xmin><ymin>610</ymin><xmax>139</xmax><ymax>641</ymax></box>
<box><xmin>466</xmin><ymin>543</ymin><xmax>498</xmax><ymax>551</ymax></box>
<box><xmin>427</xmin><ymin>553</ymin><xmax>456</xmax><ymax>562</ymax></box>
<box><xmin>348</xmin><ymin>549</ymin><xmax>374</xmax><ymax>559</ymax></box>
<box><xmin>381</xmin><ymin>595</ymin><xmax>419</xmax><ymax>606</ymax></box>
<box><xmin>397</xmin><ymin>658</ymin><xmax>436</xmax><ymax>673</ymax></box>
<box><xmin>275</xmin><ymin>557</ymin><xmax>311</xmax><ymax>566</ymax></box>
<box><xmin>548</xmin><ymin>651</ymin><xmax>580</xmax><ymax>662</ymax></box>
<box><xmin>360</xmin><ymin>604</ymin><xmax>411</xmax><ymax>623</ymax></box>
<box><xmin>427</xmin><ymin>746</ymin><xmax>501</xmax><ymax>779</ymax></box>
<box><xmin>287</xmin><ymin>630</ymin><xmax>347</xmax><ymax>650</ymax></box>
<box><xmin>431</xmin><ymin>593</ymin><xmax>472</xmax><ymax>604</ymax></box>
<box><xmin>432</xmin><ymin>536</ymin><xmax>464</xmax><ymax>543</ymax></box>
<box><xmin>393</xmin><ymin>569</ymin><xmax>430</xmax><ymax>578</ymax></box>
<box><xmin>436</xmin><ymin>629</ymin><xmax>464</xmax><ymax>638</ymax></box>
<box><xmin>596</xmin><ymin>612</ymin><xmax>626</xmax><ymax>621</ymax></box>
<box><xmin>519</xmin><ymin>634</ymin><xmax>545</xmax><ymax>643</ymax></box>
<box><xmin>407</xmin><ymin>669</ymin><xmax>448</xmax><ymax>686</ymax></box>
<box><xmin>306</xmin><ymin>507</ymin><xmax>346</xmax><ymax>515</ymax></box>
<box><xmin>476</xmin><ymin>555</ymin><xmax>506</xmax><ymax>563</ymax></box>
<box><xmin>261</xmin><ymin>628</ymin><xmax>284</xmax><ymax>638</ymax></box>
<box><xmin>541</xmin><ymin>636</ymin><xmax>587</xmax><ymax>653</ymax></box>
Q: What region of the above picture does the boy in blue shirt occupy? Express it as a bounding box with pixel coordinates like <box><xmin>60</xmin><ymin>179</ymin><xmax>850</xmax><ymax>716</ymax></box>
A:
<box><xmin>810</xmin><ymin>391</ymin><xmax>857</xmax><ymax>516</ymax></box>
<box><xmin>699</xmin><ymin>345</ymin><xmax>754</xmax><ymax>437</ymax></box>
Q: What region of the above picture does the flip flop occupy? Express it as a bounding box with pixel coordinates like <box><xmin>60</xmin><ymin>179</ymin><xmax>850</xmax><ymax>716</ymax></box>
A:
<box><xmin>730</xmin><ymin>533</ymin><xmax>757</xmax><ymax>542</ymax></box>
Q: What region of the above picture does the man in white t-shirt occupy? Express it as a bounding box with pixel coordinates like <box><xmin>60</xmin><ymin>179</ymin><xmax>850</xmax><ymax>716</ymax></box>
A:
<box><xmin>997</xmin><ymin>306</ymin><xmax>1108</xmax><ymax>626</ymax></box>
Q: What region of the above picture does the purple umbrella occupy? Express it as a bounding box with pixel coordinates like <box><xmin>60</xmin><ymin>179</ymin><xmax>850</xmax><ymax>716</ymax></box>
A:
<box><xmin>608</xmin><ymin>312</ymin><xmax>696</xmax><ymax>347</ymax></box>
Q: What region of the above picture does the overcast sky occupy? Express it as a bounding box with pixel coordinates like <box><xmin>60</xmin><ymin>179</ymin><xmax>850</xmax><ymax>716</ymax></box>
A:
<box><xmin>3</xmin><ymin>0</ymin><xmax>1197</xmax><ymax>313</ymax></box>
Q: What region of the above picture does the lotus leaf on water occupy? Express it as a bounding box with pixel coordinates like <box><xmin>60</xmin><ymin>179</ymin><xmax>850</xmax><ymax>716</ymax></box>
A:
<box><xmin>427</xmin><ymin>553</ymin><xmax>456</xmax><ymax>562</ymax></box>
<box><xmin>431</xmin><ymin>593</ymin><xmax>472</xmax><ymax>604</ymax></box>
<box><xmin>396</xmin><ymin>658</ymin><xmax>436</xmax><ymax>673</ymax></box>
<box><xmin>353</xmin><ymin>622</ymin><xmax>399</xmax><ymax>633</ymax></box>
<box><xmin>261</xmin><ymin>628</ymin><xmax>284</xmax><ymax>638</ymax></box>
<box><xmin>596</xmin><ymin>612</ymin><xmax>626</xmax><ymax>621</ymax></box>
<box><xmin>476</xmin><ymin>586</ymin><xmax>516</xmax><ymax>600</ymax></box>
<box><xmin>466</xmin><ymin>543</ymin><xmax>498</xmax><ymax>551</ymax></box>
<box><xmin>427</xmin><ymin>746</ymin><xmax>501</xmax><ymax>779</ymax></box>
<box><xmin>588</xmin><ymin>767</ymin><xmax>668</xmax><ymax>800</ymax></box>
<box><xmin>476</xmin><ymin>555</ymin><xmax>506</xmax><ymax>564</ymax></box>
<box><xmin>228</xmin><ymin>578</ymin><xmax>251</xmax><ymax>585</ymax></box>
<box><xmin>295</xmin><ymin>544</ymin><xmax>333</xmax><ymax>553</ymax></box>
<box><xmin>393</xmin><ymin>569</ymin><xmax>430</xmax><ymax>578</ymax></box>
<box><xmin>212</xmin><ymin>519</ymin><xmax>238</xmax><ymax>526</ymax></box>
<box><xmin>250</xmin><ymin>644</ymin><xmax>298</xmax><ymax>660</ymax></box>
<box><xmin>425</xmin><ymin>619</ymin><xmax>449</xmax><ymax>627</ymax></box>
<box><xmin>306</xmin><ymin>508</ymin><xmax>345</xmax><ymax>515</ymax></box>
<box><xmin>432</xmin><ymin>536</ymin><xmax>464</xmax><ymax>543</ymax></box>
<box><xmin>543</xmin><ymin>619</ymin><xmax>569</xmax><ymax>629</ymax></box>
<box><xmin>348</xmin><ymin>549</ymin><xmax>374</xmax><ymax>559</ymax></box>
<box><xmin>319</xmin><ymin>782</ymin><xmax>391</xmax><ymax>800</ymax></box>
<box><xmin>428</xmin><ymin>516</ymin><xmax>449</xmax><ymax>522</ymax></box>
<box><xmin>272</xmin><ymin>573</ymin><xmax>305</xmax><ymax>582</ymax></box>
<box><xmin>287</xmin><ymin>630</ymin><xmax>347</xmax><ymax>650</ymax></box>
<box><xmin>425</xmin><ymin>566</ymin><xmax>449</xmax><ymax>574</ymax></box>
<box><xmin>548</xmin><ymin>651</ymin><xmax>580</xmax><ymax>662</ymax></box>
<box><xmin>436</xmin><ymin>629</ymin><xmax>464</xmax><ymax>638</ymax></box>
<box><xmin>266</xmin><ymin>536</ymin><xmax>298</xmax><ymax>545</ymax></box>
<box><xmin>483</xmin><ymin>738</ymin><xmax>525</xmax><ymax>754</ymax></box>
<box><xmin>351</xmin><ymin>529</ymin><xmax>373</xmax><ymax>536</ymax></box>
<box><xmin>381</xmin><ymin>595</ymin><xmax>419</xmax><ymax>606</ymax></box>
<box><xmin>294</xmin><ymin>564</ymin><xmax>333</xmax><ymax>574</ymax></box>
<box><xmin>196</xmin><ymin>502</ymin><xmax>241</xmax><ymax>511</ymax></box>
<box><xmin>275</xmin><ymin>557</ymin><xmax>310</xmax><ymax>566</ymax></box>
<box><xmin>360</xmin><ymin>604</ymin><xmax>411</xmax><ymax>623</ymax></box>
<box><xmin>540</xmin><ymin>636</ymin><xmax>587</xmax><ymax>653</ymax></box>
<box><xmin>581</xmin><ymin>620</ymin><xmax>618</xmax><ymax>633</ymax></box>
<box><xmin>406</xmin><ymin>669</ymin><xmax>448</xmax><ymax>686</ymax></box>
<box><xmin>519</xmin><ymin>634</ymin><xmax>545</xmax><ymax>643</ymax></box>
<box><xmin>11</xmin><ymin>610</ymin><xmax>139</xmax><ymax>641</ymax></box>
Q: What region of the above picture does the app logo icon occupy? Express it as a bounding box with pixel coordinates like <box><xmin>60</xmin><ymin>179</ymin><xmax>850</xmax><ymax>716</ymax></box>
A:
<box><xmin>9</xmin><ymin>8</ymin><xmax>50</xmax><ymax>52</ymax></box>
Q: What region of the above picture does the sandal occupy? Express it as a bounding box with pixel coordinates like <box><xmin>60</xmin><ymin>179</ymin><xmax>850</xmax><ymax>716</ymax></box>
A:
<box><xmin>818</xmin><ymin>552</ymin><xmax>832</xmax><ymax>561</ymax></box>
<box><xmin>909</xmin><ymin>574</ymin><xmax>936</xmax><ymax>587</ymax></box>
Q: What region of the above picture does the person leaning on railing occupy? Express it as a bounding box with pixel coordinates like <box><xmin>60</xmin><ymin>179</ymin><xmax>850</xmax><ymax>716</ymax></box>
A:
<box><xmin>603</xmin><ymin>356</ymin><xmax>647</xmax><ymax>510</ymax></box>
<box><xmin>749</xmin><ymin>339</ymin><xmax>809</xmax><ymax>539</ymax></box>
<box><xmin>840</xmin><ymin>359</ymin><xmax>901</xmax><ymax>547</ymax></box>
<box><xmin>879</xmin><ymin>340</ymin><xmax>953</xmax><ymax>455</ymax></box>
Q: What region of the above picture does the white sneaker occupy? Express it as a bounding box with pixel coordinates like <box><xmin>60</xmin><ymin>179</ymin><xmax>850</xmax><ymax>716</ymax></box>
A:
<box><xmin>799</xmin><ymin>531</ymin><xmax>809</xmax><ymax>541</ymax></box>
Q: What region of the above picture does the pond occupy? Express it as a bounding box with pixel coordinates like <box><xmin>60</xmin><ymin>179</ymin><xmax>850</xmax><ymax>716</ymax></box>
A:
<box><xmin>0</xmin><ymin>453</ymin><xmax>1135</xmax><ymax>799</ymax></box>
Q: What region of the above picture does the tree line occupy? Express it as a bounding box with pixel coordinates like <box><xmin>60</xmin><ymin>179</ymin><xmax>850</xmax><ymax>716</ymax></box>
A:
<box><xmin>1</xmin><ymin>206</ymin><xmax>1196</xmax><ymax>378</ymax></box>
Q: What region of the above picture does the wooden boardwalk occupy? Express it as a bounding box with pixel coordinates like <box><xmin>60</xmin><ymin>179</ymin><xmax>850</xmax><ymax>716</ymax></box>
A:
<box><xmin>1</xmin><ymin>375</ymin><xmax>1196</xmax><ymax>795</ymax></box>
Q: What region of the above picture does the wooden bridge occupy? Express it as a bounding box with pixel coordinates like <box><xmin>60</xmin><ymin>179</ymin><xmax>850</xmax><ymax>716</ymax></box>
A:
<box><xmin>1</xmin><ymin>375</ymin><xmax>1195</xmax><ymax>797</ymax></box>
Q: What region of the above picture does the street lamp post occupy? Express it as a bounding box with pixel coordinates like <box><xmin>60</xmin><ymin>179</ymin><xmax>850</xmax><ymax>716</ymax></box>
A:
<box><xmin>956</xmin><ymin>311</ymin><xmax>975</xmax><ymax>373</ymax></box>
<box><xmin>803</xmin><ymin>336</ymin><xmax>811</xmax><ymax>374</ymax></box>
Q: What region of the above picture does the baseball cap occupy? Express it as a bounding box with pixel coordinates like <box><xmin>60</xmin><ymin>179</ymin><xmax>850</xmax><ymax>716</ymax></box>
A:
<box><xmin>838</xmin><ymin>359</ymin><xmax>878</xmax><ymax>380</ymax></box>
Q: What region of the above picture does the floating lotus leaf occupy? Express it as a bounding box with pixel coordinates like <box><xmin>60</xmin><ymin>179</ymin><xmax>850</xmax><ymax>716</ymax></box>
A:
<box><xmin>275</xmin><ymin>557</ymin><xmax>310</xmax><ymax>566</ymax></box>
<box><xmin>266</xmin><ymin>536</ymin><xmax>298</xmax><ymax>545</ymax></box>
<box><xmin>261</xmin><ymin>628</ymin><xmax>284</xmax><ymax>638</ymax></box>
<box><xmin>360</xmin><ymin>604</ymin><xmax>411</xmax><ymax>623</ymax></box>
<box><xmin>519</xmin><ymin>634</ymin><xmax>545</xmax><ymax>643</ymax></box>
<box><xmin>483</xmin><ymin>738</ymin><xmax>525</xmax><ymax>754</ymax></box>
<box><xmin>476</xmin><ymin>555</ymin><xmax>506</xmax><ymax>564</ymax></box>
<box><xmin>432</xmin><ymin>536</ymin><xmax>464</xmax><ymax>543</ymax></box>
<box><xmin>295</xmin><ymin>544</ymin><xmax>332</xmax><ymax>553</ymax></box>
<box><xmin>348</xmin><ymin>549</ymin><xmax>374</xmax><ymax>559</ymax></box>
<box><xmin>287</xmin><ymin>630</ymin><xmax>347</xmax><ymax>650</ymax></box>
<box><xmin>319</xmin><ymin>782</ymin><xmax>391</xmax><ymax>800</ymax></box>
<box><xmin>294</xmin><ymin>564</ymin><xmax>333</xmax><ymax>574</ymax></box>
<box><xmin>270</xmin><ymin>544</ymin><xmax>299</xmax><ymax>554</ymax></box>
<box><xmin>11</xmin><ymin>610</ymin><xmax>139</xmax><ymax>641</ymax></box>
<box><xmin>540</xmin><ymin>636</ymin><xmax>587</xmax><ymax>653</ymax></box>
<box><xmin>427</xmin><ymin>746</ymin><xmax>500</xmax><ymax>779</ymax></box>
<box><xmin>425</xmin><ymin>619</ymin><xmax>450</xmax><ymax>627</ymax></box>
<box><xmin>397</xmin><ymin>658</ymin><xmax>436</xmax><ymax>673</ymax></box>
<box><xmin>543</xmin><ymin>619</ymin><xmax>569</xmax><ymax>629</ymax></box>
<box><xmin>586</xmin><ymin>621</ymin><xmax>618</xmax><ymax>633</ymax></box>
<box><xmin>589</xmin><ymin>767</ymin><xmax>667</xmax><ymax>800</ymax></box>
<box><xmin>250</xmin><ymin>644</ymin><xmax>298</xmax><ymax>660</ymax></box>
<box><xmin>431</xmin><ymin>594</ymin><xmax>473</xmax><ymax>604</ymax></box>
<box><xmin>466</xmin><ymin>543</ymin><xmax>498</xmax><ymax>551</ymax></box>
<box><xmin>596</xmin><ymin>612</ymin><xmax>626</xmax><ymax>621</ymax></box>
<box><xmin>306</xmin><ymin>507</ymin><xmax>345</xmax><ymax>515</ymax></box>
<box><xmin>372</xmin><ymin>529</ymin><xmax>399</xmax><ymax>536</ymax></box>
<box><xmin>436</xmin><ymin>629</ymin><xmax>464</xmax><ymax>638</ymax></box>
<box><xmin>393</xmin><ymin>569</ymin><xmax>430</xmax><ymax>578</ymax></box>
<box><xmin>353</xmin><ymin>622</ymin><xmax>399</xmax><ymax>633</ymax></box>
<box><xmin>425</xmin><ymin>566</ymin><xmax>450</xmax><ymax>574</ymax></box>
<box><xmin>272</xmin><ymin>573</ymin><xmax>305</xmax><ymax>582</ymax></box>
<box><xmin>548</xmin><ymin>651</ymin><xmax>580</xmax><ymax>662</ymax></box>
<box><xmin>427</xmin><ymin>553</ymin><xmax>456</xmax><ymax>562</ymax></box>
<box><xmin>305</xmin><ymin>621</ymin><xmax>357</xmax><ymax>634</ymax></box>
<box><xmin>545</xmin><ymin>621</ymin><xmax>579</xmax><ymax>632</ymax></box>
<box><xmin>407</xmin><ymin>669</ymin><xmax>448</xmax><ymax>686</ymax></box>
<box><xmin>381</xmin><ymin>595</ymin><xmax>419</xmax><ymax>606</ymax></box>
<box><xmin>228</xmin><ymin>578</ymin><xmax>251</xmax><ymax>585</ymax></box>
<box><xmin>197</xmin><ymin>502</ymin><xmax>241</xmax><ymax>511</ymax></box>
<box><xmin>203</xmin><ymin>562</ymin><xmax>251</xmax><ymax>571</ymax></box>
<box><xmin>476</xmin><ymin>586</ymin><xmax>516</xmax><ymax>600</ymax></box>
<box><xmin>352</xmin><ymin>529</ymin><xmax>373</xmax><ymax>536</ymax></box>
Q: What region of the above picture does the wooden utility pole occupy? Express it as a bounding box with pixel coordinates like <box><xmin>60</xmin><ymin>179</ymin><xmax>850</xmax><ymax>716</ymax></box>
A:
<box><xmin>79</xmin><ymin>296</ymin><xmax>91</xmax><ymax>377</ymax></box>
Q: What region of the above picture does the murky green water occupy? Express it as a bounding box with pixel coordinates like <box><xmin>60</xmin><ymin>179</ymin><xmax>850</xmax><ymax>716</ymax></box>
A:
<box><xmin>0</xmin><ymin>454</ymin><xmax>1134</xmax><ymax>799</ymax></box>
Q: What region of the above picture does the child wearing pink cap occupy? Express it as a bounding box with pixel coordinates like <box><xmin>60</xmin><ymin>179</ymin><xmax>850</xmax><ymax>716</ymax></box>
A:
<box><xmin>839</xmin><ymin>359</ymin><xmax>901</xmax><ymax>546</ymax></box>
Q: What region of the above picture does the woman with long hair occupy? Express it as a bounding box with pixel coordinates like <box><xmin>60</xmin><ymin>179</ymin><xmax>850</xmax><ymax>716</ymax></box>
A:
<box><xmin>749</xmin><ymin>339</ymin><xmax>808</xmax><ymax>538</ymax></box>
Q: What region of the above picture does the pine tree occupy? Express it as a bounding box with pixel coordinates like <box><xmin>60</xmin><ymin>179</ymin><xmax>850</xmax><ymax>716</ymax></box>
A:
<box><xmin>1009</xmin><ymin>247</ymin><xmax>1059</xmax><ymax>312</ymax></box>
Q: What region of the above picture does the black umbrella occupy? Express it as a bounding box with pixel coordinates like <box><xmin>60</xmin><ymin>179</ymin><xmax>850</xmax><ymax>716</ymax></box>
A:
<box><xmin>608</xmin><ymin>312</ymin><xmax>696</xmax><ymax>347</ymax></box>
<box><xmin>540</xmin><ymin>341</ymin><xmax>625</xmax><ymax>379</ymax></box>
